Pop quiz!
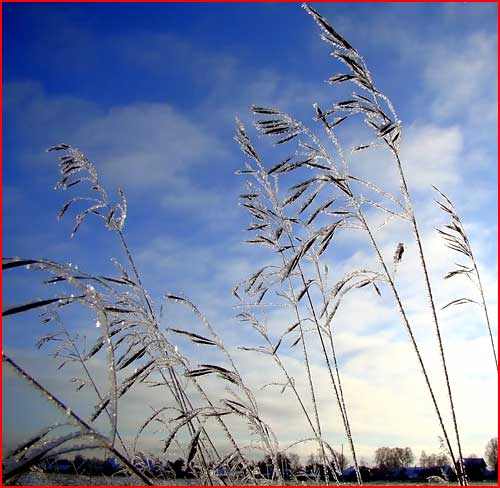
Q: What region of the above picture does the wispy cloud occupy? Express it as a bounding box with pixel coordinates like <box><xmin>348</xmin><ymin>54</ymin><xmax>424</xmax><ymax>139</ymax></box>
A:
<box><xmin>74</xmin><ymin>102</ymin><xmax>226</xmax><ymax>190</ymax></box>
<box><xmin>5</xmin><ymin>82</ymin><xmax>226</xmax><ymax>190</ymax></box>
<box><xmin>424</xmin><ymin>32</ymin><xmax>498</xmax><ymax>125</ymax></box>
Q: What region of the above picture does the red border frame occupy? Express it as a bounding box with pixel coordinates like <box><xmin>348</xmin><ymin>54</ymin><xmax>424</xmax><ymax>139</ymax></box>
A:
<box><xmin>0</xmin><ymin>1</ymin><xmax>498</xmax><ymax>488</ymax></box>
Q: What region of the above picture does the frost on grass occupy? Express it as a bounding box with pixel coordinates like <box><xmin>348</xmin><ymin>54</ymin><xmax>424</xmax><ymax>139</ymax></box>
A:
<box><xmin>3</xmin><ymin>4</ymin><xmax>493</xmax><ymax>486</ymax></box>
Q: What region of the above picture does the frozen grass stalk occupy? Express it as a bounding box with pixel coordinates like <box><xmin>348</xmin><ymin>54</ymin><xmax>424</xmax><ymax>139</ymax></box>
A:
<box><xmin>434</xmin><ymin>187</ymin><xmax>497</xmax><ymax>372</ymax></box>
<box><xmin>3</xmin><ymin>144</ymin><xmax>279</xmax><ymax>485</ymax></box>
<box><xmin>2</xmin><ymin>3</ymin><xmax>491</xmax><ymax>486</ymax></box>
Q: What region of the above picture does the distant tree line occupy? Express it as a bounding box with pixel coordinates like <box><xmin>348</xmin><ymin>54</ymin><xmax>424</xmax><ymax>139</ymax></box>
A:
<box><xmin>37</xmin><ymin>437</ymin><xmax>497</xmax><ymax>482</ymax></box>
<box><xmin>374</xmin><ymin>447</ymin><xmax>415</xmax><ymax>470</ymax></box>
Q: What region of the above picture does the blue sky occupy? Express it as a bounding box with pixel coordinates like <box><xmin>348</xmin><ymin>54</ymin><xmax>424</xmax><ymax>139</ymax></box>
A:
<box><xmin>3</xmin><ymin>2</ymin><xmax>498</xmax><ymax>465</ymax></box>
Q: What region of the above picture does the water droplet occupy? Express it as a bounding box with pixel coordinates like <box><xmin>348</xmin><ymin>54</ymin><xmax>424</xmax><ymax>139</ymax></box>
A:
<box><xmin>96</xmin><ymin>320</ymin><xmax>101</xmax><ymax>328</ymax></box>
<box><xmin>25</xmin><ymin>265</ymin><xmax>31</xmax><ymax>270</ymax></box>
<box><xmin>174</xmin><ymin>345</ymin><xmax>178</xmax><ymax>353</ymax></box>
<box><xmin>66</xmin><ymin>407</ymin><xmax>72</xmax><ymax>416</ymax></box>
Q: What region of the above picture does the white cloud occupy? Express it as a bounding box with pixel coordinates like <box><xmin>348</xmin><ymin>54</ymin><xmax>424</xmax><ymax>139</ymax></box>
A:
<box><xmin>342</xmin><ymin>121</ymin><xmax>464</xmax><ymax>198</ymax></box>
<box><xmin>424</xmin><ymin>32</ymin><xmax>498</xmax><ymax>124</ymax></box>
<box><xmin>74</xmin><ymin>102</ymin><xmax>226</xmax><ymax>191</ymax></box>
<box><xmin>400</xmin><ymin>124</ymin><xmax>463</xmax><ymax>192</ymax></box>
<box><xmin>4</xmin><ymin>81</ymin><xmax>228</xmax><ymax>224</ymax></box>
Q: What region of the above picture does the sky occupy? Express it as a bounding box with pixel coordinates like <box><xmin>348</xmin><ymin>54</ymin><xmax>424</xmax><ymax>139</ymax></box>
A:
<box><xmin>2</xmin><ymin>2</ymin><xmax>498</xmax><ymax>469</ymax></box>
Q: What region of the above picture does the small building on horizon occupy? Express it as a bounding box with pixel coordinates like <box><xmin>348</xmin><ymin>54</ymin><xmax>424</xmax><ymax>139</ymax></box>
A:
<box><xmin>462</xmin><ymin>457</ymin><xmax>487</xmax><ymax>481</ymax></box>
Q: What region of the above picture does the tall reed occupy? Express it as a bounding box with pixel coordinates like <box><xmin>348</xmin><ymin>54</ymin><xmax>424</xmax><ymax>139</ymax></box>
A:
<box><xmin>235</xmin><ymin>120</ymin><xmax>362</xmax><ymax>484</ymax></box>
<box><xmin>2</xmin><ymin>354</ymin><xmax>153</xmax><ymax>486</ymax></box>
<box><xmin>2</xmin><ymin>4</ymin><xmax>489</xmax><ymax>486</ymax></box>
<box><xmin>233</xmin><ymin>3</ymin><xmax>472</xmax><ymax>485</ymax></box>
<box><xmin>3</xmin><ymin>145</ymin><xmax>280</xmax><ymax>485</ymax></box>
<box><xmin>302</xmin><ymin>6</ymin><xmax>471</xmax><ymax>478</ymax></box>
<box><xmin>434</xmin><ymin>186</ymin><xmax>497</xmax><ymax>372</ymax></box>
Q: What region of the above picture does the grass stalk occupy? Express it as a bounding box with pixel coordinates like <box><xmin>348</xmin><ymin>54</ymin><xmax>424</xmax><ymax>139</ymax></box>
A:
<box><xmin>314</xmin><ymin>109</ymin><xmax>463</xmax><ymax>484</ymax></box>
<box><xmin>51</xmin><ymin>314</ymin><xmax>131</xmax><ymax>458</ymax></box>
<box><xmin>2</xmin><ymin>354</ymin><xmax>154</xmax><ymax>486</ymax></box>
<box><xmin>433</xmin><ymin>187</ymin><xmax>498</xmax><ymax>373</ymax></box>
<box><xmin>236</xmin><ymin>122</ymin><xmax>360</xmax><ymax>484</ymax></box>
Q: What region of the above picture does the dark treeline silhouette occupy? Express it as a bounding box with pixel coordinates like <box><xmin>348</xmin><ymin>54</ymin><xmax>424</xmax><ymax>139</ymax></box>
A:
<box><xmin>37</xmin><ymin>440</ymin><xmax>498</xmax><ymax>483</ymax></box>
<box><xmin>41</xmin><ymin>455</ymin><xmax>124</xmax><ymax>477</ymax></box>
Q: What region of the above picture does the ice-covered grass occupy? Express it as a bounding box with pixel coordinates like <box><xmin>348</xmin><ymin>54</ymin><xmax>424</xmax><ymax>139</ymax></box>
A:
<box><xmin>2</xmin><ymin>4</ymin><xmax>495</xmax><ymax>486</ymax></box>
